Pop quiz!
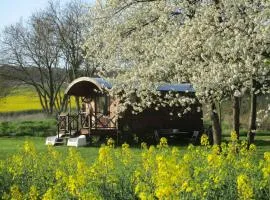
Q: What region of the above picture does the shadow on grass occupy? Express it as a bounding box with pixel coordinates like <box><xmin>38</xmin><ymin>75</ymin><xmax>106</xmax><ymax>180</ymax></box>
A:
<box><xmin>254</xmin><ymin>132</ymin><xmax>270</xmax><ymax>137</ymax></box>
<box><xmin>114</xmin><ymin>135</ymin><xmax>192</xmax><ymax>148</ymax></box>
<box><xmin>255</xmin><ymin>140</ymin><xmax>270</xmax><ymax>147</ymax></box>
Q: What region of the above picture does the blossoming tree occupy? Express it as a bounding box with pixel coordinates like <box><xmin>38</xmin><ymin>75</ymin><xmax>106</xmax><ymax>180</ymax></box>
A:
<box><xmin>83</xmin><ymin>0</ymin><xmax>270</xmax><ymax>144</ymax></box>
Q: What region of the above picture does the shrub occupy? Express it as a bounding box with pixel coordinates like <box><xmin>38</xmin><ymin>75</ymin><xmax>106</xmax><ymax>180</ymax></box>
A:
<box><xmin>0</xmin><ymin>120</ymin><xmax>56</xmax><ymax>137</ymax></box>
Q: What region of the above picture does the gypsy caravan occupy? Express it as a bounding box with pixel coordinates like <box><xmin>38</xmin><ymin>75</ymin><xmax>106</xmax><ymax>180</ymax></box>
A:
<box><xmin>46</xmin><ymin>77</ymin><xmax>117</xmax><ymax>146</ymax></box>
<box><xmin>46</xmin><ymin>77</ymin><xmax>204</xmax><ymax>146</ymax></box>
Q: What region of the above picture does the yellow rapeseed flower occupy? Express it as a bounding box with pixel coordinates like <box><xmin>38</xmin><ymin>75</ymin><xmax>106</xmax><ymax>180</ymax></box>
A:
<box><xmin>42</xmin><ymin>188</ymin><xmax>54</xmax><ymax>200</ymax></box>
<box><xmin>68</xmin><ymin>175</ymin><xmax>77</xmax><ymax>196</ymax></box>
<box><xmin>121</xmin><ymin>143</ymin><xmax>131</xmax><ymax>166</ymax></box>
<box><xmin>29</xmin><ymin>186</ymin><xmax>38</xmax><ymax>200</ymax></box>
<box><xmin>172</xmin><ymin>147</ymin><xmax>179</xmax><ymax>157</ymax></box>
<box><xmin>107</xmin><ymin>138</ymin><xmax>115</xmax><ymax>148</ymax></box>
<box><xmin>181</xmin><ymin>181</ymin><xmax>188</xmax><ymax>191</ymax></box>
<box><xmin>212</xmin><ymin>144</ymin><xmax>221</xmax><ymax>154</ymax></box>
<box><xmin>231</xmin><ymin>130</ymin><xmax>238</xmax><ymax>142</ymax></box>
<box><xmin>158</xmin><ymin>137</ymin><xmax>168</xmax><ymax>148</ymax></box>
<box><xmin>200</xmin><ymin>134</ymin><xmax>209</xmax><ymax>146</ymax></box>
<box><xmin>141</xmin><ymin>142</ymin><xmax>148</xmax><ymax>149</ymax></box>
<box><xmin>264</xmin><ymin>152</ymin><xmax>270</xmax><ymax>162</ymax></box>
<box><xmin>10</xmin><ymin>185</ymin><xmax>23</xmax><ymax>200</ymax></box>
<box><xmin>23</xmin><ymin>141</ymin><xmax>37</xmax><ymax>156</ymax></box>
<box><xmin>155</xmin><ymin>186</ymin><xmax>173</xmax><ymax>199</ymax></box>
<box><xmin>55</xmin><ymin>169</ymin><xmax>64</xmax><ymax>180</ymax></box>
<box><xmin>237</xmin><ymin>174</ymin><xmax>254</xmax><ymax>200</ymax></box>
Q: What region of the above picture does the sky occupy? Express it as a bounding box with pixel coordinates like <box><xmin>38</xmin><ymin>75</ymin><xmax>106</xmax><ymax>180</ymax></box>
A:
<box><xmin>0</xmin><ymin>0</ymin><xmax>93</xmax><ymax>33</ymax></box>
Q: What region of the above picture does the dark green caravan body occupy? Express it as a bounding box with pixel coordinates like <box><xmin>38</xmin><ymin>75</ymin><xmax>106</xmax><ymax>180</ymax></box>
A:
<box><xmin>118</xmin><ymin>84</ymin><xmax>204</xmax><ymax>143</ymax></box>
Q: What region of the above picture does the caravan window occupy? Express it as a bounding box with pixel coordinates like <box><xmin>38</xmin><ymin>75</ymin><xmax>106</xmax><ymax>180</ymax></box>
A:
<box><xmin>96</xmin><ymin>96</ymin><xmax>109</xmax><ymax>115</ymax></box>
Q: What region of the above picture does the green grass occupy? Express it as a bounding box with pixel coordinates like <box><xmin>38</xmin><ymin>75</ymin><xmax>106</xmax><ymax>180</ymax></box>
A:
<box><xmin>0</xmin><ymin>136</ymin><xmax>189</xmax><ymax>163</ymax></box>
<box><xmin>0</xmin><ymin>130</ymin><xmax>269</xmax><ymax>163</ymax></box>
<box><xmin>0</xmin><ymin>136</ymin><xmax>146</xmax><ymax>164</ymax></box>
<box><xmin>222</xmin><ymin>130</ymin><xmax>270</xmax><ymax>156</ymax></box>
<box><xmin>0</xmin><ymin>136</ymin><xmax>100</xmax><ymax>164</ymax></box>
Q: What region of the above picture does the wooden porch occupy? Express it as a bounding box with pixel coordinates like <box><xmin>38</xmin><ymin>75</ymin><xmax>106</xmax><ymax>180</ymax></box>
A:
<box><xmin>57</xmin><ymin>111</ymin><xmax>118</xmax><ymax>138</ymax></box>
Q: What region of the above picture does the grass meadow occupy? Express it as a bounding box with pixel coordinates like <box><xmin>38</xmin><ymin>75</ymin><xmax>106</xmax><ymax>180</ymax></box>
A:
<box><xmin>0</xmin><ymin>129</ymin><xmax>269</xmax><ymax>161</ymax></box>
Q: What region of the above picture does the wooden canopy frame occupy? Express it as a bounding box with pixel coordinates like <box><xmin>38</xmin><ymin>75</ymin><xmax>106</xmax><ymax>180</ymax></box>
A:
<box><xmin>64</xmin><ymin>77</ymin><xmax>111</xmax><ymax>97</ymax></box>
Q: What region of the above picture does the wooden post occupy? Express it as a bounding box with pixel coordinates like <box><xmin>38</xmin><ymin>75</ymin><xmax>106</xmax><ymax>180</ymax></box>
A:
<box><xmin>80</xmin><ymin>112</ymin><xmax>82</xmax><ymax>129</ymax></box>
<box><xmin>90</xmin><ymin>112</ymin><xmax>92</xmax><ymax>129</ymax></box>
<box><xmin>57</xmin><ymin>115</ymin><xmax>60</xmax><ymax>139</ymax></box>
<box><xmin>68</xmin><ymin>114</ymin><xmax>71</xmax><ymax>136</ymax></box>
<box><xmin>68</xmin><ymin>97</ymin><xmax>71</xmax><ymax>114</ymax></box>
<box><xmin>95</xmin><ymin>96</ymin><xmax>97</xmax><ymax>129</ymax></box>
<box><xmin>89</xmin><ymin>97</ymin><xmax>93</xmax><ymax>135</ymax></box>
<box><xmin>76</xmin><ymin>114</ymin><xmax>79</xmax><ymax>133</ymax></box>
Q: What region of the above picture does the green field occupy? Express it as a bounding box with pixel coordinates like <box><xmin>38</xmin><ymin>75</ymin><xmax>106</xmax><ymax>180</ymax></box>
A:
<box><xmin>0</xmin><ymin>137</ymin><xmax>100</xmax><ymax>163</ymax></box>
<box><xmin>0</xmin><ymin>130</ymin><xmax>269</xmax><ymax>162</ymax></box>
<box><xmin>0</xmin><ymin>136</ymin><xmax>177</xmax><ymax>162</ymax></box>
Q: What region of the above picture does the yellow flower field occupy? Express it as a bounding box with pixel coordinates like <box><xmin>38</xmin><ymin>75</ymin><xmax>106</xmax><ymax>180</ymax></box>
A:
<box><xmin>0</xmin><ymin>133</ymin><xmax>269</xmax><ymax>200</ymax></box>
<box><xmin>0</xmin><ymin>88</ymin><xmax>42</xmax><ymax>112</ymax></box>
<box><xmin>0</xmin><ymin>87</ymin><xmax>77</xmax><ymax>113</ymax></box>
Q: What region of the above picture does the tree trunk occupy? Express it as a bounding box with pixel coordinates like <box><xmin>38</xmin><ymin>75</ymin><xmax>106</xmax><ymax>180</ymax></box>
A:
<box><xmin>211</xmin><ymin>103</ymin><xmax>222</xmax><ymax>145</ymax></box>
<box><xmin>48</xmin><ymin>66</ymin><xmax>55</xmax><ymax>115</ymax></box>
<box><xmin>233</xmin><ymin>96</ymin><xmax>240</xmax><ymax>139</ymax></box>
<box><xmin>248</xmin><ymin>79</ymin><xmax>257</xmax><ymax>146</ymax></box>
<box><xmin>218</xmin><ymin>101</ymin><xmax>222</xmax><ymax>130</ymax></box>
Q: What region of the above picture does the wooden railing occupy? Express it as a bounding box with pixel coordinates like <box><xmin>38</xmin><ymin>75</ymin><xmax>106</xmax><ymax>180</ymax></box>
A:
<box><xmin>93</xmin><ymin>112</ymin><xmax>117</xmax><ymax>129</ymax></box>
<box><xmin>57</xmin><ymin>112</ymin><xmax>117</xmax><ymax>138</ymax></box>
<box><xmin>57</xmin><ymin>113</ymin><xmax>79</xmax><ymax>138</ymax></box>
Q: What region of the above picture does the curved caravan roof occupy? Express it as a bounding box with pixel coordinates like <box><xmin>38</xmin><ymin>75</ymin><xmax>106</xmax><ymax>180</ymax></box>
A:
<box><xmin>65</xmin><ymin>77</ymin><xmax>195</xmax><ymax>97</ymax></box>
<box><xmin>157</xmin><ymin>83</ymin><xmax>195</xmax><ymax>93</ymax></box>
<box><xmin>65</xmin><ymin>77</ymin><xmax>112</xmax><ymax>97</ymax></box>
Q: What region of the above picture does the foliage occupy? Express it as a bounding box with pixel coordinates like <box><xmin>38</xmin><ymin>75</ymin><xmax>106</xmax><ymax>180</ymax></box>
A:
<box><xmin>84</xmin><ymin>0</ymin><xmax>270</xmax><ymax>144</ymax></box>
<box><xmin>0</xmin><ymin>120</ymin><xmax>56</xmax><ymax>137</ymax></box>
<box><xmin>0</xmin><ymin>134</ymin><xmax>270</xmax><ymax>199</ymax></box>
<box><xmin>84</xmin><ymin>0</ymin><xmax>270</xmax><ymax>107</ymax></box>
